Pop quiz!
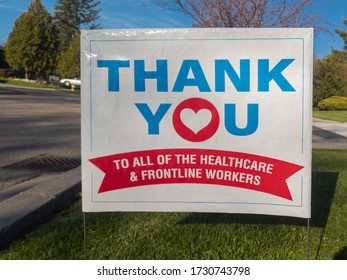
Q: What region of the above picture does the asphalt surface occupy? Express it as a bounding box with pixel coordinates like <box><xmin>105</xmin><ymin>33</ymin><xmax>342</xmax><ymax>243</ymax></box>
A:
<box><xmin>0</xmin><ymin>84</ymin><xmax>80</xmax><ymax>200</ymax></box>
<box><xmin>0</xmin><ymin>83</ymin><xmax>346</xmax><ymax>248</ymax></box>
<box><xmin>0</xmin><ymin>84</ymin><xmax>81</xmax><ymax>248</ymax></box>
<box><xmin>0</xmin><ymin>83</ymin><xmax>80</xmax><ymax>166</ymax></box>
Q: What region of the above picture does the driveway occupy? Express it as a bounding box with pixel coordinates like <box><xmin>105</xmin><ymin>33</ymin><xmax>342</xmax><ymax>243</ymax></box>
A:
<box><xmin>313</xmin><ymin>118</ymin><xmax>347</xmax><ymax>149</ymax></box>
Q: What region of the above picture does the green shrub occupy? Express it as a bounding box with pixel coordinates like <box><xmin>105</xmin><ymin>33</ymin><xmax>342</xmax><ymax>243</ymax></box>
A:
<box><xmin>318</xmin><ymin>96</ymin><xmax>347</xmax><ymax>111</ymax></box>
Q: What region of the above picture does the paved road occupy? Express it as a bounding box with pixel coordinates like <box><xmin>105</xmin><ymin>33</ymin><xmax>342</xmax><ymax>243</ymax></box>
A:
<box><xmin>0</xmin><ymin>84</ymin><xmax>80</xmax><ymax>199</ymax></box>
<box><xmin>0</xmin><ymin>84</ymin><xmax>80</xmax><ymax>166</ymax></box>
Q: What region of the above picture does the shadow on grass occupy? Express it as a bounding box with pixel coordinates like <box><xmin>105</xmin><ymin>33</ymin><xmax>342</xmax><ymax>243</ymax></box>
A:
<box><xmin>333</xmin><ymin>246</ymin><xmax>347</xmax><ymax>260</ymax></box>
<box><xmin>179</xmin><ymin>172</ymin><xmax>338</xmax><ymax>228</ymax></box>
<box><xmin>311</xmin><ymin>172</ymin><xmax>339</xmax><ymax>228</ymax></box>
<box><xmin>0</xmin><ymin>78</ymin><xmax>9</xmax><ymax>84</ymax></box>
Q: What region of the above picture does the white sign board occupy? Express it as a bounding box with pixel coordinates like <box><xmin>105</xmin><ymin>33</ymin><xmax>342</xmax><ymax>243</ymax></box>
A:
<box><xmin>81</xmin><ymin>28</ymin><xmax>312</xmax><ymax>218</ymax></box>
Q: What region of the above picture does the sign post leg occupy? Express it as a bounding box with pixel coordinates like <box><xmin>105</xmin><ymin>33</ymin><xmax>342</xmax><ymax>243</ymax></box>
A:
<box><xmin>84</xmin><ymin>212</ymin><xmax>87</xmax><ymax>260</ymax></box>
<box><xmin>306</xmin><ymin>218</ymin><xmax>310</xmax><ymax>260</ymax></box>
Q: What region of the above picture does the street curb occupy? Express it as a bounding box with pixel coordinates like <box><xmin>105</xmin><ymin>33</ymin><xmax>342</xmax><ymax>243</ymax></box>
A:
<box><xmin>0</xmin><ymin>166</ymin><xmax>81</xmax><ymax>249</ymax></box>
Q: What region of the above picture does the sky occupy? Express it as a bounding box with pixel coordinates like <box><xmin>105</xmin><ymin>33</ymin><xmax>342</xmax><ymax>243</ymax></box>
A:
<box><xmin>0</xmin><ymin>0</ymin><xmax>346</xmax><ymax>58</ymax></box>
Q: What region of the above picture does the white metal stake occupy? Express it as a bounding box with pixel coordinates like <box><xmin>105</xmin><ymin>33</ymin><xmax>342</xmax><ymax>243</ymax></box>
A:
<box><xmin>83</xmin><ymin>212</ymin><xmax>87</xmax><ymax>260</ymax></box>
<box><xmin>307</xmin><ymin>218</ymin><xmax>310</xmax><ymax>260</ymax></box>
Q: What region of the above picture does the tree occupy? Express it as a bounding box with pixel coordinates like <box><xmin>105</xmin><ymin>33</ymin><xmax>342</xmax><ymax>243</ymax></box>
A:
<box><xmin>57</xmin><ymin>35</ymin><xmax>80</xmax><ymax>78</ymax></box>
<box><xmin>313</xmin><ymin>50</ymin><xmax>347</xmax><ymax>106</ymax></box>
<box><xmin>157</xmin><ymin>0</ymin><xmax>327</xmax><ymax>32</ymax></box>
<box><xmin>54</xmin><ymin>0</ymin><xmax>101</xmax><ymax>50</ymax></box>
<box><xmin>336</xmin><ymin>18</ymin><xmax>347</xmax><ymax>51</ymax></box>
<box><xmin>54</xmin><ymin>0</ymin><xmax>101</xmax><ymax>77</ymax></box>
<box><xmin>313</xmin><ymin>18</ymin><xmax>347</xmax><ymax>106</ymax></box>
<box><xmin>0</xmin><ymin>46</ymin><xmax>9</xmax><ymax>69</ymax></box>
<box><xmin>5</xmin><ymin>0</ymin><xmax>58</xmax><ymax>79</ymax></box>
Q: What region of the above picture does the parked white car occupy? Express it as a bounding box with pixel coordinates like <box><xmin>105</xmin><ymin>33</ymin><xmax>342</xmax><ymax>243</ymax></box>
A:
<box><xmin>59</xmin><ymin>77</ymin><xmax>81</xmax><ymax>87</ymax></box>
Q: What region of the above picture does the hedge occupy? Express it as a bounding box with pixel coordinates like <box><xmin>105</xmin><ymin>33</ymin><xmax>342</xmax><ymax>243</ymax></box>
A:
<box><xmin>318</xmin><ymin>96</ymin><xmax>347</xmax><ymax>111</ymax></box>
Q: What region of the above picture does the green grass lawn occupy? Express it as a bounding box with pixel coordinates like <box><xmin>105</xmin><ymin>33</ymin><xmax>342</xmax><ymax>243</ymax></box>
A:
<box><xmin>0</xmin><ymin>77</ymin><xmax>79</xmax><ymax>92</ymax></box>
<box><xmin>0</xmin><ymin>149</ymin><xmax>346</xmax><ymax>260</ymax></box>
<box><xmin>0</xmin><ymin>77</ymin><xmax>58</xmax><ymax>89</ymax></box>
<box><xmin>313</xmin><ymin>110</ymin><xmax>347</xmax><ymax>123</ymax></box>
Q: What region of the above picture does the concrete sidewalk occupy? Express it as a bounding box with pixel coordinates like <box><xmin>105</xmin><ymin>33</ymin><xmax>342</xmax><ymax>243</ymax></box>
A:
<box><xmin>313</xmin><ymin>118</ymin><xmax>347</xmax><ymax>138</ymax></box>
<box><xmin>313</xmin><ymin>118</ymin><xmax>347</xmax><ymax>149</ymax></box>
<box><xmin>0</xmin><ymin>166</ymin><xmax>81</xmax><ymax>249</ymax></box>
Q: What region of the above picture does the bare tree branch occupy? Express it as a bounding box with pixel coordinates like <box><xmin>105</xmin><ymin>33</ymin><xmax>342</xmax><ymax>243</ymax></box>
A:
<box><xmin>156</xmin><ymin>0</ymin><xmax>330</xmax><ymax>35</ymax></box>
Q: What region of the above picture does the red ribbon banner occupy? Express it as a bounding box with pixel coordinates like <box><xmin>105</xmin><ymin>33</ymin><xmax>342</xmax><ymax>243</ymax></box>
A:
<box><xmin>89</xmin><ymin>149</ymin><xmax>303</xmax><ymax>200</ymax></box>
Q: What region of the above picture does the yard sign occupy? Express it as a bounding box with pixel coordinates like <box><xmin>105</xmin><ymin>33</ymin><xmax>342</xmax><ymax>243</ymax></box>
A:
<box><xmin>81</xmin><ymin>28</ymin><xmax>312</xmax><ymax>218</ymax></box>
